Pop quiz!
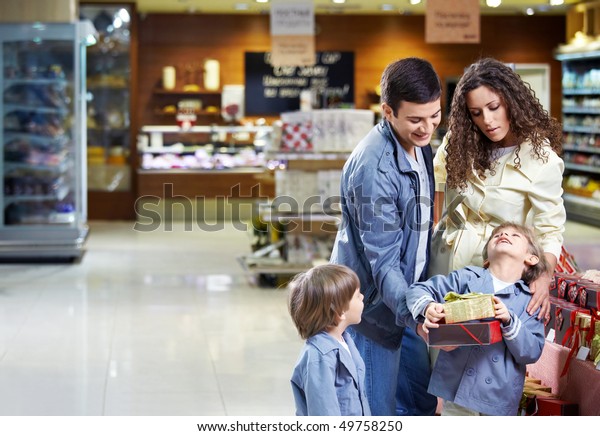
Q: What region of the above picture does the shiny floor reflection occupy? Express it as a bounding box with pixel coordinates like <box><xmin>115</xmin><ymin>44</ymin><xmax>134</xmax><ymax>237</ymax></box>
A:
<box><xmin>0</xmin><ymin>221</ymin><xmax>301</xmax><ymax>416</ymax></box>
<box><xmin>0</xmin><ymin>220</ymin><xmax>598</xmax><ymax>416</ymax></box>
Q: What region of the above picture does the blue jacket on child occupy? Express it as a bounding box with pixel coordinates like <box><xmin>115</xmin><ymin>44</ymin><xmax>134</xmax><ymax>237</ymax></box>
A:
<box><xmin>403</xmin><ymin>266</ymin><xmax>545</xmax><ymax>416</ymax></box>
<box><xmin>291</xmin><ymin>331</ymin><xmax>371</xmax><ymax>416</ymax></box>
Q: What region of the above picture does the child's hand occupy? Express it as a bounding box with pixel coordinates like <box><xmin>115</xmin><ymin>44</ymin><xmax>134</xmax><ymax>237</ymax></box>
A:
<box><xmin>423</xmin><ymin>302</ymin><xmax>445</xmax><ymax>333</ymax></box>
<box><xmin>493</xmin><ymin>296</ymin><xmax>511</xmax><ymax>325</ymax></box>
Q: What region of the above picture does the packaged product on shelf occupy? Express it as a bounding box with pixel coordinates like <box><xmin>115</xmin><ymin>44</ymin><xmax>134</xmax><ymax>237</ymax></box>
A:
<box><xmin>556</xmin><ymin>246</ymin><xmax>580</xmax><ymax>275</ymax></box>
<box><xmin>582</xmin><ymin>269</ymin><xmax>600</xmax><ymax>283</ymax></box>
<box><xmin>533</xmin><ymin>398</ymin><xmax>579</xmax><ymax>416</ymax></box>
<box><xmin>554</xmin><ymin>303</ymin><xmax>590</xmax><ymax>346</ymax></box>
<box><xmin>428</xmin><ymin>320</ymin><xmax>502</xmax><ymax>347</ymax></box>
<box><xmin>442</xmin><ymin>292</ymin><xmax>496</xmax><ymax>324</ymax></box>
<box><xmin>579</xmin><ymin>283</ymin><xmax>600</xmax><ymax>309</ymax></box>
<box><xmin>590</xmin><ymin>317</ymin><xmax>600</xmax><ymax>366</ymax></box>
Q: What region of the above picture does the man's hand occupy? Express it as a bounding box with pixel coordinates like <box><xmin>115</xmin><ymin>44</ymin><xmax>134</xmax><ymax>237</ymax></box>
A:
<box><xmin>416</xmin><ymin>323</ymin><xmax>429</xmax><ymax>343</ymax></box>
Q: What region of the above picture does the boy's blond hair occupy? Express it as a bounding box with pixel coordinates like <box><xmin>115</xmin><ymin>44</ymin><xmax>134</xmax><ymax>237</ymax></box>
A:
<box><xmin>482</xmin><ymin>222</ymin><xmax>550</xmax><ymax>284</ymax></box>
<box><xmin>288</xmin><ymin>264</ymin><xmax>359</xmax><ymax>340</ymax></box>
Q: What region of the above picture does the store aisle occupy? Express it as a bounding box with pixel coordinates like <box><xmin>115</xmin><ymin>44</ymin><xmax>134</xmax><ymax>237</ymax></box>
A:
<box><xmin>0</xmin><ymin>219</ymin><xmax>599</xmax><ymax>416</ymax></box>
<box><xmin>0</xmin><ymin>221</ymin><xmax>301</xmax><ymax>416</ymax></box>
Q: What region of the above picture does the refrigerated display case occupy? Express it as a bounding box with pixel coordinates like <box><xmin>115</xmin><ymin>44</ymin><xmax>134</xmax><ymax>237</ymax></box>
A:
<box><xmin>80</xmin><ymin>3</ymin><xmax>137</xmax><ymax>220</ymax></box>
<box><xmin>0</xmin><ymin>21</ymin><xmax>95</xmax><ymax>260</ymax></box>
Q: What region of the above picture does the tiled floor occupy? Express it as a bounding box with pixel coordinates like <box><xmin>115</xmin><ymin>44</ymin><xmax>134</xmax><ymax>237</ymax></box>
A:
<box><xmin>0</xmin><ymin>219</ymin><xmax>599</xmax><ymax>416</ymax></box>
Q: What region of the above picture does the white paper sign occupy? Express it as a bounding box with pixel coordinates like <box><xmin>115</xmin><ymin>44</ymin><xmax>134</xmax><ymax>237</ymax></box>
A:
<box><xmin>546</xmin><ymin>328</ymin><xmax>555</xmax><ymax>343</ymax></box>
<box><xmin>270</xmin><ymin>1</ymin><xmax>314</xmax><ymax>36</ymax></box>
<box><xmin>576</xmin><ymin>346</ymin><xmax>590</xmax><ymax>361</ymax></box>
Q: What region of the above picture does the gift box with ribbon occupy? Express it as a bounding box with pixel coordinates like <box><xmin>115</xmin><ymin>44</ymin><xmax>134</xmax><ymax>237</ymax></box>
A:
<box><xmin>560</xmin><ymin>311</ymin><xmax>592</xmax><ymax>377</ymax></box>
<box><xmin>427</xmin><ymin>320</ymin><xmax>502</xmax><ymax>347</ymax></box>
<box><xmin>588</xmin><ymin>315</ymin><xmax>600</xmax><ymax>366</ymax></box>
<box><xmin>552</xmin><ymin>273</ymin><xmax>579</xmax><ymax>299</ymax></box>
<box><xmin>554</xmin><ymin>302</ymin><xmax>590</xmax><ymax>346</ymax></box>
<box><xmin>442</xmin><ymin>292</ymin><xmax>496</xmax><ymax>324</ymax></box>
<box><xmin>567</xmin><ymin>279</ymin><xmax>592</xmax><ymax>305</ymax></box>
<box><xmin>579</xmin><ymin>284</ymin><xmax>600</xmax><ymax>310</ymax></box>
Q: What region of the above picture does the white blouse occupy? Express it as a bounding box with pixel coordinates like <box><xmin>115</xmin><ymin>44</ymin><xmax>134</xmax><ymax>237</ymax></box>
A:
<box><xmin>433</xmin><ymin>136</ymin><xmax>566</xmax><ymax>271</ymax></box>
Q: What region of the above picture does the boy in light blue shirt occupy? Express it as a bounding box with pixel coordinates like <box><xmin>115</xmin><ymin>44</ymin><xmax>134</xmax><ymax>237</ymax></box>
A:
<box><xmin>289</xmin><ymin>264</ymin><xmax>370</xmax><ymax>416</ymax></box>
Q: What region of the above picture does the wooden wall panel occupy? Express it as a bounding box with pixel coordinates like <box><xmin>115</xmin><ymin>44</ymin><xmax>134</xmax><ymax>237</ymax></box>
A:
<box><xmin>138</xmin><ymin>13</ymin><xmax>566</xmax><ymax>127</ymax></box>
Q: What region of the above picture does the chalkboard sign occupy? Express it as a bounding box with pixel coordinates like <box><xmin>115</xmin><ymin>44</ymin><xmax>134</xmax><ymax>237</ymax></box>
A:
<box><xmin>244</xmin><ymin>51</ymin><xmax>354</xmax><ymax>115</ymax></box>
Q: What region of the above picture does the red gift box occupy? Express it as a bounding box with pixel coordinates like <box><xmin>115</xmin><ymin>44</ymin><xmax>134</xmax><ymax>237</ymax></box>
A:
<box><xmin>533</xmin><ymin>398</ymin><xmax>579</xmax><ymax>416</ymax></box>
<box><xmin>551</xmin><ymin>273</ymin><xmax>577</xmax><ymax>298</ymax></box>
<box><xmin>579</xmin><ymin>284</ymin><xmax>600</xmax><ymax>310</ymax></box>
<box><xmin>428</xmin><ymin>320</ymin><xmax>502</xmax><ymax>347</ymax></box>
<box><xmin>567</xmin><ymin>279</ymin><xmax>594</xmax><ymax>305</ymax></box>
<box><xmin>554</xmin><ymin>303</ymin><xmax>590</xmax><ymax>346</ymax></box>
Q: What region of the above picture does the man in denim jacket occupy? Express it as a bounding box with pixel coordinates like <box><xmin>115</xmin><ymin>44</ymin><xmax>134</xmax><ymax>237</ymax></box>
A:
<box><xmin>330</xmin><ymin>57</ymin><xmax>441</xmax><ymax>416</ymax></box>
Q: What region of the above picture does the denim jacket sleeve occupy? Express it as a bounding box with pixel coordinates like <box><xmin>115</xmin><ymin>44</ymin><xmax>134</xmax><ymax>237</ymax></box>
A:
<box><xmin>347</xmin><ymin>165</ymin><xmax>412</xmax><ymax>320</ymax></box>
<box><xmin>301</xmin><ymin>351</ymin><xmax>342</xmax><ymax>416</ymax></box>
<box><xmin>500</xmin><ymin>300</ymin><xmax>545</xmax><ymax>365</ymax></box>
<box><xmin>405</xmin><ymin>269</ymin><xmax>477</xmax><ymax>323</ymax></box>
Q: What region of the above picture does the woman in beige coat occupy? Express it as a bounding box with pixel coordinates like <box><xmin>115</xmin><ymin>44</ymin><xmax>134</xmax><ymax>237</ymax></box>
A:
<box><xmin>432</xmin><ymin>58</ymin><xmax>565</xmax><ymax>319</ymax></box>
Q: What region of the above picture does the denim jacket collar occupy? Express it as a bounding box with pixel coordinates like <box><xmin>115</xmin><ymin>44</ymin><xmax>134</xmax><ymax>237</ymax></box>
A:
<box><xmin>307</xmin><ymin>331</ymin><xmax>360</xmax><ymax>385</ymax></box>
<box><xmin>378</xmin><ymin>119</ymin><xmax>414</xmax><ymax>174</ymax></box>
<box><xmin>464</xmin><ymin>266</ymin><xmax>530</xmax><ymax>296</ymax></box>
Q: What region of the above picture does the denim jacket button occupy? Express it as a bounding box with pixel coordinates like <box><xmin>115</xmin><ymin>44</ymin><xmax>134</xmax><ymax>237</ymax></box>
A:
<box><xmin>485</xmin><ymin>377</ymin><xmax>492</xmax><ymax>384</ymax></box>
<box><xmin>466</xmin><ymin>368</ymin><xmax>475</xmax><ymax>376</ymax></box>
<box><xmin>492</xmin><ymin>355</ymin><xmax>500</xmax><ymax>362</ymax></box>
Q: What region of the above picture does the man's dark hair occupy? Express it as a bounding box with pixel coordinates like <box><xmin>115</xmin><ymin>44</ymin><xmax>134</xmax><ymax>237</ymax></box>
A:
<box><xmin>380</xmin><ymin>57</ymin><xmax>442</xmax><ymax>116</ymax></box>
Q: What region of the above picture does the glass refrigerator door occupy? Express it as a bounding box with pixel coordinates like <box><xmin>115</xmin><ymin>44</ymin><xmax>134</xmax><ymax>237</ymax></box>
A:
<box><xmin>80</xmin><ymin>4</ymin><xmax>132</xmax><ymax>193</ymax></box>
<box><xmin>0</xmin><ymin>22</ymin><xmax>93</xmax><ymax>260</ymax></box>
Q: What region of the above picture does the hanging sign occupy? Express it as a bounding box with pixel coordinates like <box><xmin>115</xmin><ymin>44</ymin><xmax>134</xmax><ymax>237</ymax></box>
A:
<box><xmin>426</xmin><ymin>0</ymin><xmax>480</xmax><ymax>44</ymax></box>
<box><xmin>270</xmin><ymin>0</ymin><xmax>315</xmax><ymax>67</ymax></box>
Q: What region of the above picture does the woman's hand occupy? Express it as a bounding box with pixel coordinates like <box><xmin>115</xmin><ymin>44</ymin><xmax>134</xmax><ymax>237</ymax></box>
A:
<box><xmin>527</xmin><ymin>272</ymin><xmax>551</xmax><ymax>320</ymax></box>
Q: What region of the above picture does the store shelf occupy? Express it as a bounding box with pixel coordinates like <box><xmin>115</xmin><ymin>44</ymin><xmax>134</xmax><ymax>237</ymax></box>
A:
<box><xmin>564</xmin><ymin>162</ymin><xmax>600</xmax><ymax>174</ymax></box>
<box><xmin>153</xmin><ymin>89</ymin><xmax>221</xmax><ymax>96</ymax></box>
<box><xmin>558</xmin><ymin>50</ymin><xmax>600</xmax><ymax>227</ymax></box>
<box><xmin>562</xmin><ymin>89</ymin><xmax>600</xmax><ymax>96</ymax></box>
<box><xmin>563</xmin><ymin>107</ymin><xmax>600</xmax><ymax>114</ymax></box>
<box><xmin>563</xmin><ymin>193</ymin><xmax>600</xmax><ymax>227</ymax></box>
<box><xmin>562</xmin><ymin>125</ymin><xmax>600</xmax><ymax>134</ymax></box>
<box><xmin>562</xmin><ymin>145</ymin><xmax>600</xmax><ymax>154</ymax></box>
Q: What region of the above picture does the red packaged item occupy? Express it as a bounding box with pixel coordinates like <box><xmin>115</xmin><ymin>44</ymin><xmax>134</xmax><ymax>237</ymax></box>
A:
<box><xmin>579</xmin><ymin>284</ymin><xmax>600</xmax><ymax>310</ymax></box>
<box><xmin>555</xmin><ymin>246</ymin><xmax>579</xmax><ymax>275</ymax></box>
<box><xmin>427</xmin><ymin>320</ymin><xmax>502</xmax><ymax>347</ymax></box>
<box><xmin>533</xmin><ymin>398</ymin><xmax>579</xmax><ymax>416</ymax></box>
<box><xmin>567</xmin><ymin>279</ymin><xmax>592</xmax><ymax>304</ymax></box>
<box><xmin>554</xmin><ymin>303</ymin><xmax>590</xmax><ymax>346</ymax></box>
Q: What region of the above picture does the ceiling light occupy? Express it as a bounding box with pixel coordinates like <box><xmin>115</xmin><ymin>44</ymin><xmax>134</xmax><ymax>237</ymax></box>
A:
<box><xmin>332</xmin><ymin>0</ymin><xmax>346</xmax><ymax>4</ymax></box>
<box><xmin>255</xmin><ymin>0</ymin><xmax>269</xmax><ymax>3</ymax></box>
<box><xmin>550</xmin><ymin>0</ymin><xmax>564</xmax><ymax>5</ymax></box>
<box><xmin>409</xmin><ymin>0</ymin><xmax>422</xmax><ymax>5</ymax></box>
<box><xmin>486</xmin><ymin>0</ymin><xmax>502</xmax><ymax>7</ymax></box>
<box><xmin>526</xmin><ymin>8</ymin><xmax>535</xmax><ymax>15</ymax></box>
<box><xmin>117</xmin><ymin>8</ymin><xmax>130</xmax><ymax>23</ymax></box>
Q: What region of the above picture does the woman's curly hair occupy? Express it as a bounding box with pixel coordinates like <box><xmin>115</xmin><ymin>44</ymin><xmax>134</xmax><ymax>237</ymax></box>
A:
<box><xmin>446</xmin><ymin>58</ymin><xmax>563</xmax><ymax>191</ymax></box>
